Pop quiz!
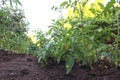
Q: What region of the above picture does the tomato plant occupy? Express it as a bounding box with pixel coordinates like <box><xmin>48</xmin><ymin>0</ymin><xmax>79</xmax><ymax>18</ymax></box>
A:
<box><xmin>33</xmin><ymin>0</ymin><xmax>120</xmax><ymax>74</ymax></box>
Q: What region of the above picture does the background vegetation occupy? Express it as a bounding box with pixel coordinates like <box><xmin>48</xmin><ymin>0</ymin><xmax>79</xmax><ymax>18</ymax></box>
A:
<box><xmin>0</xmin><ymin>0</ymin><xmax>32</xmax><ymax>53</ymax></box>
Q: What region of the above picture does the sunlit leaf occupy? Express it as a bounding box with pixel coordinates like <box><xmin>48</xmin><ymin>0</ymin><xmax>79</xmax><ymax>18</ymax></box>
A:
<box><xmin>89</xmin><ymin>8</ymin><xmax>96</xmax><ymax>14</ymax></box>
<box><xmin>97</xmin><ymin>28</ymin><xmax>103</xmax><ymax>32</ymax></box>
<box><xmin>66</xmin><ymin>4</ymin><xmax>70</xmax><ymax>8</ymax></box>
<box><xmin>66</xmin><ymin>55</ymin><xmax>74</xmax><ymax>74</ymax></box>
<box><xmin>98</xmin><ymin>2</ymin><xmax>104</xmax><ymax>9</ymax></box>
<box><xmin>104</xmin><ymin>0</ymin><xmax>115</xmax><ymax>11</ymax></box>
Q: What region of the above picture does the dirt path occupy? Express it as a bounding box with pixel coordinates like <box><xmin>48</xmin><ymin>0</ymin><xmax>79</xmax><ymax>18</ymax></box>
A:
<box><xmin>0</xmin><ymin>50</ymin><xmax>120</xmax><ymax>80</ymax></box>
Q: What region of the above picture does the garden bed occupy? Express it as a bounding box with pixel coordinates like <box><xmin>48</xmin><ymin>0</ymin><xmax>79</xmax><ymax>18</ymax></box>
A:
<box><xmin>0</xmin><ymin>49</ymin><xmax>120</xmax><ymax>80</ymax></box>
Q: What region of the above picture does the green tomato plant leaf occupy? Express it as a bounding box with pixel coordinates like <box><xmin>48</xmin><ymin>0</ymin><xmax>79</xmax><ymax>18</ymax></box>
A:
<box><xmin>60</xmin><ymin>1</ymin><xmax>68</xmax><ymax>8</ymax></box>
<box><xmin>66</xmin><ymin>55</ymin><xmax>75</xmax><ymax>74</ymax></box>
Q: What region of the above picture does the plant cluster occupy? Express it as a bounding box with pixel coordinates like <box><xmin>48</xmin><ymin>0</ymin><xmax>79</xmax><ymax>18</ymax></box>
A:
<box><xmin>34</xmin><ymin>0</ymin><xmax>120</xmax><ymax>74</ymax></box>
<box><xmin>0</xmin><ymin>3</ymin><xmax>30</xmax><ymax>53</ymax></box>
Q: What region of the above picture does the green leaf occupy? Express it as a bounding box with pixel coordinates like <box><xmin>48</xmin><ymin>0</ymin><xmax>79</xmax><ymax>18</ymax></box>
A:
<box><xmin>89</xmin><ymin>8</ymin><xmax>96</xmax><ymax>14</ymax></box>
<box><xmin>98</xmin><ymin>2</ymin><xmax>104</xmax><ymax>9</ymax></box>
<box><xmin>51</xmin><ymin>6</ymin><xmax>58</xmax><ymax>11</ymax></box>
<box><xmin>2</xmin><ymin>0</ymin><xmax>5</xmax><ymax>5</ymax></box>
<box><xmin>10</xmin><ymin>0</ymin><xmax>13</xmax><ymax>6</ymax></box>
<box><xmin>51</xmin><ymin>6</ymin><xmax>55</xmax><ymax>10</ymax></box>
<box><xmin>48</xmin><ymin>28</ymin><xmax>52</xmax><ymax>35</ymax></box>
<box><xmin>60</xmin><ymin>1</ymin><xmax>68</xmax><ymax>8</ymax></box>
<box><xmin>69</xmin><ymin>0</ymin><xmax>71</xmax><ymax>3</ymax></box>
<box><xmin>74</xmin><ymin>0</ymin><xmax>77</xmax><ymax>6</ymax></box>
<box><xmin>97</xmin><ymin>28</ymin><xmax>103</xmax><ymax>32</ymax></box>
<box><xmin>104</xmin><ymin>0</ymin><xmax>115</xmax><ymax>11</ymax></box>
<box><xmin>66</xmin><ymin>4</ymin><xmax>70</xmax><ymax>8</ymax></box>
<box><xmin>15</xmin><ymin>0</ymin><xmax>22</xmax><ymax>6</ymax></box>
<box><xmin>66</xmin><ymin>55</ymin><xmax>74</xmax><ymax>74</ymax></box>
<box><xmin>82</xmin><ymin>1</ymin><xmax>88</xmax><ymax>7</ymax></box>
<box><xmin>38</xmin><ymin>57</ymin><xmax>42</xmax><ymax>63</ymax></box>
<box><xmin>56</xmin><ymin>20</ymin><xmax>63</xmax><ymax>26</ymax></box>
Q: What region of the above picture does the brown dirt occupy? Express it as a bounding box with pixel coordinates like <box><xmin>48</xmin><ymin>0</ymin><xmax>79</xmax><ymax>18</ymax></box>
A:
<box><xmin>0</xmin><ymin>49</ymin><xmax>120</xmax><ymax>80</ymax></box>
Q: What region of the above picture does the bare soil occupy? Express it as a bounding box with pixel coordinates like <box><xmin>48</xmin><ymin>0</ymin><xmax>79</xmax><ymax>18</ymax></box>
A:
<box><xmin>0</xmin><ymin>49</ymin><xmax>120</xmax><ymax>80</ymax></box>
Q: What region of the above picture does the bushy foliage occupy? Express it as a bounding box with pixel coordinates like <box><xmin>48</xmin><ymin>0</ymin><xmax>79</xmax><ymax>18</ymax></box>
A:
<box><xmin>34</xmin><ymin>0</ymin><xmax>120</xmax><ymax>74</ymax></box>
<box><xmin>0</xmin><ymin>6</ymin><xmax>31</xmax><ymax>53</ymax></box>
